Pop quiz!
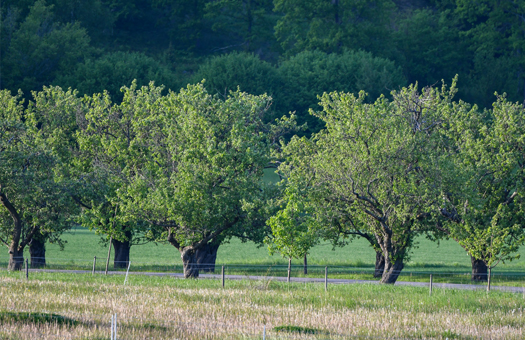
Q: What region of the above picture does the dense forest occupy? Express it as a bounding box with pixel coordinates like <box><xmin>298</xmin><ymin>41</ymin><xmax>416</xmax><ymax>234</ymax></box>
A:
<box><xmin>2</xmin><ymin>0</ymin><xmax>525</xmax><ymax>134</ymax></box>
<box><xmin>1</xmin><ymin>0</ymin><xmax>525</xmax><ymax>284</ymax></box>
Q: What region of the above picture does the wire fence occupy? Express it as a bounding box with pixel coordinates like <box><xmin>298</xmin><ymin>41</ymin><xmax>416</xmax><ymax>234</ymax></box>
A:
<box><xmin>1</xmin><ymin>257</ymin><xmax>524</xmax><ymax>339</ymax></box>
<box><xmin>1</xmin><ymin>255</ymin><xmax>525</xmax><ymax>291</ymax></box>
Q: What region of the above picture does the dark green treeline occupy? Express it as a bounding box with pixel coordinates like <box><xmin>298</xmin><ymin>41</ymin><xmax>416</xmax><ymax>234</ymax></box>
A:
<box><xmin>2</xmin><ymin>0</ymin><xmax>524</xmax><ymax>134</ymax></box>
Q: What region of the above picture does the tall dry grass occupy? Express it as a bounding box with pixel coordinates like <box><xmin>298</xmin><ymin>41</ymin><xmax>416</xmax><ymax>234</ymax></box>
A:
<box><xmin>0</xmin><ymin>272</ymin><xmax>523</xmax><ymax>339</ymax></box>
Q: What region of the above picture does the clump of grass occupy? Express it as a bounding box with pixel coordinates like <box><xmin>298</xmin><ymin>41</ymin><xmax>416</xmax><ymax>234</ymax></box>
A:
<box><xmin>274</xmin><ymin>325</ymin><xmax>322</xmax><ymax>334</ymax></box>
<box><xmin>0</xmin><ymin>311</ymin><xmax>78</xmax><ymax>326</ymax></box>
<box><xmin>140</xmin><ymin>322</ymin><xmax>169</xmax><ymax>332</ymax></box>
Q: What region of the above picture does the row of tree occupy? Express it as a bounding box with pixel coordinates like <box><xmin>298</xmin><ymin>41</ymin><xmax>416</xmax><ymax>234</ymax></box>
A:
<box><xmin>2</xmin><ymin>0</ymin><xmax>525</xmax><ymax>125</ymax></box>
<box><xmin>1</xmin><ymin>79</ymin><xmax>524</xmax><ymax>283</ymax></box>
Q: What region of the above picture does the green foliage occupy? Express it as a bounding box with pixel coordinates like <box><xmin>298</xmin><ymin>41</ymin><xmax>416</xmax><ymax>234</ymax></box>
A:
<box><xmin>204</xmin><ymin>0</ymin><xmax>276</xmax><ymax>52</ymax></box>
<box><xmin>390</xmin><ymin>9</ymin><xmax>471</xmax><ymax>87</ymax></box>
<box><xmin>55</xmin><ymin>51</ymin><xmax>179</xmax><ymax>103</ymax></box>
<box><xmin>274</xmin><ymin>0</ymin><xmax>395</xmax><ymax>56</ymax></box>
<box><xmin>453</xmin><ymin>0</ymin><xmax>525</xmax><ymax>104</ymax></box>
<box><xmin>266</xmin><ymin>189</ymin><xmax>319</xmax><ymax>259</ymax></box>
<box><xmin>442</xmin><ymin>94</ymin><xmax>525</xmax><ymax>268</ymax></box>
<box><xmin>276</xmin><ymin>49</ymin><xmax>406</xmax><ymax>135</ymax></box>
<box><xmin>0</xmin><ymin>87</ymin><xmax>80</xmax><ymax>263</ymax></box>
<box><xmin>0</xmin><ymin>0</ymin><xmax>92</xmax><ymax>96</ymax></box>
<box><xmin>78</xmin><ymin>81</ymin><xmax>291</xmax><ymax>274</ymax></box>
<box><xmin>192</xmin><ymin>51</ymin><xmax>280</xmax><ymax>121</ymax></box>
<box><xmin>271</xmin><ymin>79</ymin><xmax>462</xmax><ymax>283</ymax></box>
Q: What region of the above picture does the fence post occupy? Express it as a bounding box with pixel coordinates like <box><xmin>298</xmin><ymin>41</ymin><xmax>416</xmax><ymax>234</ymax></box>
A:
<box><xmin>487</xmin><ymin>267</ymin><xmax>491</xmax><ymax>292</ymax></box>
<box><xmin>111</xmin><ymin>314</ymin><xmax>114</xmax><ymax>340</ymax></box>
<box><xmin>222</xmin><ymin>266</ymin><xmax>225</xmax><ymax>288</ymax></box>
<box><xmin>287</xmin><ymin>258</ymin><xmax>291</xmax><ymax>283</ymax></box>
<box><xmin>263</xmin><ymin>324</ymin><xmax>266</xmax><ymax>340</ymax></box>
<box><xmin>325</xmin><ymin>266</ymin><xmax>328</xmax><ymax>292</ymax></box>
<box><xmin>25</xmin><ymin>259</ymin><xmax>28</xmax><ymax>280</ymax></box>
<box><xmin>105</xmin><ymin>237</ymin><xmax>112</xmax><ymax>276</ymax></box>
<box><xmin>429</xmin><ymin>274</ymin><xmax>433</xmax><ymax>296</ymax></box>
<box><xmin>92</xmin><ymin>256</ymin><xmax>96</xmax><ymax>275</ymax></box>
<box><xmin>124</xmin><ymin>262</ymin><xmax>131</xmax><ymax>285</ymax></box>
<box><xmin>304</xmin><ymin>254</ymin><xmax>307</xmax><ymax>275</ymax></box>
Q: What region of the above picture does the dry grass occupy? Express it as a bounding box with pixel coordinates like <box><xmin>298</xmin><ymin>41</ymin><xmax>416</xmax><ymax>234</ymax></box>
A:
<box><xmin>0</xmin><ymin>272</ymin><xmax>523</xmax><ymax>339</ymax></box>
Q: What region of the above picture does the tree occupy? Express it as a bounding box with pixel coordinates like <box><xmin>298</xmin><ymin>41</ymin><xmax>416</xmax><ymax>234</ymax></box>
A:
<box><xmin>452</xmin><ymin>0</ymin><xmax>525</xmax><ymax>105</ymax></box>
<box><xmin>0</xmin><ymin>0</ymin><xmax>92</xmax><ymax>96</ymax></box>
<box><xmin>274</xmin><ymin>0</ymin><xmax>395</xmax><ymax>56</ymax></box>
<box><xmin>54</xmin><ymin>51</ymin><xmax>179</xmax><ymax>103</ymax></box>
<box><xmin>439</xmin><ymin>94</ymin><xmax>525</xmax><ymax>281</ymax></box>
<box><xmin>270</xmin><ymin>80</ymin><xmax>458</xmax><ymax>283</ymax></box>
<box><xmin>0</xmin><ymin>87</ymin><xmax>80</xmax><ymax>270</ymax></box>
<box><xmin>204</xmin><ymin>0</ymin><xmax>276</xmax><ymax>53</ymax></box>
<box><xmin>390</xmin><ymin>8</ymin><xmax>471</xmax><ymax>88</ymax></box>
<box><xmin>76</xmin><ymin>83</ymin><xmax>159</xmax><ymax>269</ymax></box>
<box><xmin>276</xmin><ymin>49</ymin><xmax>406</xmax><ymax>136</ymax></box>
<box><xmin>79</xmin><ymin>82</ymin><xmax>289</xmax><ymax>277</ymax></box>
<box><xmin>192</xmin><ymin>51</ymin><xmax>281</xmax><ymax>121</ymax></box>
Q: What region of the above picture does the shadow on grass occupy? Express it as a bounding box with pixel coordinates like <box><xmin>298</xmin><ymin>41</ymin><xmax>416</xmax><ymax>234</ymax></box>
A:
<box><xmin>0</xmin><ymin>311</ymin><xmax>79</xmax><ymax>326</ymax></box>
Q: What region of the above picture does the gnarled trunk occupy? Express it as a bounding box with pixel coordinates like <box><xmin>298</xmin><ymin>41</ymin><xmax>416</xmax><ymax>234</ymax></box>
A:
<box><xmin>471</xmin><ymin>256</ymin><xmax>488</xmax><ymax>282</ymax></box>
<box><xmin>181</xmin><ymin>247</ymin><xmax>199</xmax><ymax>278</ymax></box>
<box><xmin>380</xmin><ymin>256</ymin><xmax>404</xmax><ymax>284</ymax></box>
<box><xmin>29</xmin><ymin>235</ymin><xmax>46</xmax><ymax>268</ymax></box>
<box><xmin>112</xmin><ymin>231</ymin><xmax>132</xmax><ymax>269</ymax></box>
<box><xmin>2</xmin><ymin>191</ymin><xmax>24</xmax><ymax>271</ymax></box>
<box><xmin>195</xmin><ymin>242</ymin><xmax>220</xmax><ymax>273</ymax></box>
<box><xmin>8</xmin><ymin>248</ymin><xmax>24</xmax><ymax>271</ymax></box>
<box><xmin>376</xmin><ymin>226</ymin><xmax>408</xmax><ymax>284</ymax></box>
<box><xmin>374</xmin><ymin>251</ymin><xmax>385</xmax><ymax>278</ymax></box>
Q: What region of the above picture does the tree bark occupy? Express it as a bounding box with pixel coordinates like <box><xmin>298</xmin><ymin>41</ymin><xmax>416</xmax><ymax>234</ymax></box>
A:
<box><xmin>8</xmin><ymin>247</ymin><xmax>24</xmax><ymax>271</ymax></box>
<box><xmin>29</xmin><ymin>234</ymin><xmax>46</xmax><ymax>268</ymax></box>
<box><xmin>195</xmin><ymin>242</ymin><xmax>220</xmax><ymax>273</ymax></box>
<box><xmin>376</xmin><ymin>226</ymin><xmax>408</xmax><ymax>284</ymax></box>
<box><xmin>471</xmin><ymin>256</ymin><xmax>488</xmax><ymax>282</ymax></box>
<box><xmin>1</xmin><ymin>189</ymin><xmax>24</xmax><ymax>271</ymax></box>
<box><xmin>380</xmin><ymin>256</ymin><xmax>404</xmax><ymax>284</ymax></box>
<box><xmin>304</xmin><ymin>254</ymin><xmax>308</xmax><ymax>275</ymax></box>
<box><xmin>181</xmin><ymin>247</ymin><xmax>199</xmax><ymax>278</ymax></box>
<box><xmin>112</xmin><ymin>238</ymin><xmax>131</xmax><ymax>269</ymax></box>
<box><xmin>112</xmin><ymin>230</ymin><xmax>132</xmax><ymax>269</ymax></box>
<box><xmin>374</xmin><ymin>251</ymin><xmax>385</xmax><ymax>278</ymax></box>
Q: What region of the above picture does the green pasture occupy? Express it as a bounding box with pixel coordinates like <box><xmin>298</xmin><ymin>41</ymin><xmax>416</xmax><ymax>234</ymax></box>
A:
<box><xmin>20</xmin><ymin>225</ymin><xmax>524</xmax><ymax>276</ymax></box>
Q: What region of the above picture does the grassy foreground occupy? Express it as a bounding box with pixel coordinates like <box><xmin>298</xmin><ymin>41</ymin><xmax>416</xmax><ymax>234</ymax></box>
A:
<box><xmin>0</xmin><ymin>271</ymin><xmax>524</xmax><ymax>339</ymax></box>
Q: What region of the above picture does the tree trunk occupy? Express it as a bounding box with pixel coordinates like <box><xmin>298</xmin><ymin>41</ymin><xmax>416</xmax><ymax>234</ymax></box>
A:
<box><xmin>471</xmin><ymin>256</ymin><xmax>488</xmax><ymax>282</ymax></box>
<box><xmin>195</xmin><ymin>242</ymin><xmax>220</xmax><ymax>273</ymax></box>
<box><xmin>374</xmin><ymin>251</ymin><xmax>385</xmax><ymax>278</ymax></box>
<box><xmin>304</xmin><ymin>254</ymin><xmax>308</xmax><ymax>275</ymax></box>
<box><xmin>380</xmin><ymin>256</ymin><xmax>404</xmax><ymax>284</ymax></box>
<box><xmin>1</xmin><ymin>190</ymin><xmax>24</xmax><ymax>271</ymax></box>
<box><xmin>181</xmin><ymin>247</ymin><xmax>199</xmax><ymax>278</ymax></box>
<box><xmin>112</xmin><ymin>230</ymin><xmax>132</xmax><ymax>269</ymax></box>
<box><xmin>8</xmin><ymin>247</ymin><xmax>24</xmax><ymax>271</ymax></box>
<box><xmin>29</xmin><ymin>234</ymin><xmax>46</xmax><ymax>268</ymax></box>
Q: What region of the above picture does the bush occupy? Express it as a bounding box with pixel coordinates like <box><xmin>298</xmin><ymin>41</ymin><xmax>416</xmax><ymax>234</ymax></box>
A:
<box><xmin>191</xmin><ymin>52</ymin><xmax>280</xmax><ymax>121</ymax></box>
<box><xmin>54</xmin><ymin>51</ymin><xmax>179</xmax><ymax>101</ymax></box>
<box><xmin>276</xmin><ymin>49</ymin><xmax>406</xmax><ymax>135</ymax></box>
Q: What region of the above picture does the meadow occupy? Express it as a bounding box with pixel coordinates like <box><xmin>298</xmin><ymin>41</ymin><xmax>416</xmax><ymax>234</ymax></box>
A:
<box><xmin>0</xmin><ymin>271</ymin><xmax>524</xmax><ymax>339</ymax></box>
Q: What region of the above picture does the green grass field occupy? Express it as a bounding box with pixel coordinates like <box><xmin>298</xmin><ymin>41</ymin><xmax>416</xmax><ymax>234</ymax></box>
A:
<box><xmin>12</xmin><ymin>225</ymin><xmax>524</xmax><ymax>279</ymax></box>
